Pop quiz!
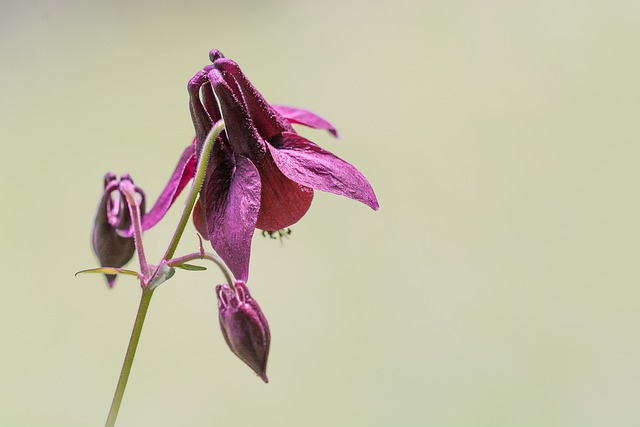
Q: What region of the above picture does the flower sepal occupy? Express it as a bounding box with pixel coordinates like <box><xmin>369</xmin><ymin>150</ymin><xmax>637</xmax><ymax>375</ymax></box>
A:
<box><xmin>147</xmin><ymin>262</ymin><xmax>176</xmax><ymax>291</ymax></box>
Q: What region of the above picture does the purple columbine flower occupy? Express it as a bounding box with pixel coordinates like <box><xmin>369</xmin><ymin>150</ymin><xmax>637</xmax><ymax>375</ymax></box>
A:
<box><xmin>92</xmin><ymin>173</ymin><xmax>146</xmax><ymax>287</ymax></box>
<box><xmin>118</xmin><ymin>50</ymin><xmax>379</xmax><ymax>282</ymax></box>
<box><xmin>217</xmin><ymin>281</ymin><xmax>270</xmax><ymax>382</ymax></box>
<box><xmin>187</xmin><ymin>50</ymin><xmax>379</xmax><ymax>282</ymax></box>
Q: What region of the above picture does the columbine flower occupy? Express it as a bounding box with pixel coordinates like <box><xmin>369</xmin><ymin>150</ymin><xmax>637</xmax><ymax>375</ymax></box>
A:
<box><xmin>188</xmin><ymin>49</ymin><xmax>379</xmax><ymax>282</ymax></box>
<box><xmin>117</xmin><ymin>49</ymin><xmax>379</xmax><ymax>283</ymax></box>
<box><xmin>92</xmin><ymin>173</ymin><xmax>146</xmax><ymax>287</ymax></box>
<box><xmin>217</xmin><ymin>281</ymin><xmax>270</xmax><ymax>382</ymax></box>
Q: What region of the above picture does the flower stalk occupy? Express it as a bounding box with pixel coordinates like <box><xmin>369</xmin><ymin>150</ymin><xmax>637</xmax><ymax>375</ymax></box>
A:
<box><xmin>104</xmin><ymin>288</ymin><xmax>154</xmax><ymax>427</ymax></box>
<box><xmin>119</xmin><ymin>178</ymin><xmax>150</xmax><ymax>279</ymax></box>
<box><xmin>167</xmin><ymin>250</ymin><xmax>235</xmax><ymax>289</ymax></box>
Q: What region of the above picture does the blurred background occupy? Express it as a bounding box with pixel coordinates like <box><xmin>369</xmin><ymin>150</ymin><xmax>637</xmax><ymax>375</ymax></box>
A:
<box><xmin>2</xmin><ymin>0</ymin><xmax>640</xmax><ymax>426</ymax></box>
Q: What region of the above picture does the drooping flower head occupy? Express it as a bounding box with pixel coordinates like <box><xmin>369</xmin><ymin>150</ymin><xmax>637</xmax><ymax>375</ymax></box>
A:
<box><xmin>92</xmin><ymin>173</ymin><xmax>146</xmax><ymax>287</ymax></box>
<box><xmin>112</xmin><ymin>50</ymin><xmax>379</xmax><ymax>283</ymax></box>
<box><xmin>189</xmin><ymin>50</ymin><xmax>379</xmax><ymax>282</ymax></box>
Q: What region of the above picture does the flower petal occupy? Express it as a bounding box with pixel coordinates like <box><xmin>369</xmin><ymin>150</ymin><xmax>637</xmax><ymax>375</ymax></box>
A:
<box><xmin>188</xmin><ymin>70</ymin><xmax>213</xmax><ymax>149</ymax></box>
<box><xmin>208</xmin><ymin>49</ymin><xmax>225</xmax><ymax>62</ymax></box>
<box><xmin>208</xmin><ymin>68</ymin><xmax>266</xmax><ymax>161</ymax></box>
<box><xmin>201</xmin><ymin>143</ymin><xmax>261</xmax><ymax>282</ymax></box>
<box><xmin>254</xmin><ymin>151</ymin><xmax>314</xmax><ymax>231</ymax></box>
<box><xmin>268</xmin><ymin>132</ymin><xmax>379</xmax><ymax>210</ymax></box>
<box><xmin>201</xmin><ymin>82</ymin><xmax>222</xmax><ymax>124</ymax></box>
<box><xmin>272</xmin><ymin>105</ymin><xmax>338</xmax><ymax>138</ymax></box>
<box><xmin>192</xmin><ymin>197</ymin><xmax>208</xmax><ymax>239</ymax></box>
<box><xmin>214</xmin><ymin>58</ymin><xmax>294</xmax><ymax>140</ymax></box>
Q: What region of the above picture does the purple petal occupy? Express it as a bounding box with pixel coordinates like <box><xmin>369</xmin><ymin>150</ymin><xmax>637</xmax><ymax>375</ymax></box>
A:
<box><xmin>201</xmin><ymin>82</ymin><xmax>222</xmax><ymax>124</ymax></box>
<box><xmin>272</xmin><ymin>105</ymin><xmax>338</xmax><ymax>138</ymax></box>
<box><xmin>117</xmin><ymin>142</ymin><xmax>196</xmax><ymax>237</ymax></box>
<box><xmin>268</xmin><ymin>132</ymin><xmax>379</xmax><ymax>210</ymax></box>
<box><xmin>209</xmin><ymin>49</ymin><xmax>225</xmax><ymax>62</ymax></box>
<box><xmin>213</xmin><ymin>58</ymin><xmax>294</xmax><ymax>140</ymax></box>
<box><xmin>201</xmin><ymin>143</ymin><xmax>261</xmax><ymax>282</ymax></box>
<box><xmin>188</xmin><ymin>70</ymin><xmax>213</xmax><ymax>148</ymax></box>
<box><xmin>192</xmin><ymin>197</ymin><xmax>208</xmax><ymax>239</ymax></box>
<box><xmin>208</xmin><ymin>68</ymin><xmax>267</xmax><ymax>161</ymax></box>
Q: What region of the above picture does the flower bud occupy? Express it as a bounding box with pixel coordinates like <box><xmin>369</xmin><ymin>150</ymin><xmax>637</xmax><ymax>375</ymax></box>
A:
<box><xmin>92</xmin><ymin>173</ymin><xmax>145</xmax><ymax>287</ymax></box>
<box><xmin>216</xmin><ymin>281</ymin><xmax>270</xmax><ymax>383</ymax></box>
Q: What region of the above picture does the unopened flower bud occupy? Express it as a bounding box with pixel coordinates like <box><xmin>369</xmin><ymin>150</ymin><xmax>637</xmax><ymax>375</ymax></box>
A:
<box><xmin>216</xmin><ymin>281</ymin><xmax>270</xmax><ymax>383</ymax></box>
<box><xmin>92</xmin><ymin>173</ymin><xmax>145</xmax><ymax>287</ymax></box>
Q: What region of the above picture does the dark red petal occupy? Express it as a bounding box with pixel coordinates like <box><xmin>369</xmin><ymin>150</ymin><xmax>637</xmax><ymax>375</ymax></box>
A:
<box><xmin>192</xmin><ymin>197</ymin><xmax>208</xmax><ymax>239</ymax></box>
<box><xmin>254</xmin><ymin>150</ymin><xmax>314</xmax><ymax>231</ymax></box>
<box><xmin>202</xmin><ymin>144</ymin><xmax>261</xmax><ymax>282</ymax></box>
<box><xmin>268</xmin><ymin>132</ymin><xmax>379</xmax><ymax>210</ymax></box>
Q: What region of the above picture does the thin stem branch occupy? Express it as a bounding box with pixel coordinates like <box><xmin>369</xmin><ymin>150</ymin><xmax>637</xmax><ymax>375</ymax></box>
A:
<box><xmin>167</xmin><ymin>250</ymin><xmax>236</xmax><ymax>287</ymax></box>
<box><xmin>120</xmin><ymin>179</ymin><xmax>150</xmax><ymax>279</ymax></box>
<box><xmin>163</xmin><ymin>120</ymin><xmax>225</xmax><ymax>261</ymax></box>
<box><xmin>104</xmin><ymin>289</ymin><xmax>154</xmax><ymax>427</ymax></box>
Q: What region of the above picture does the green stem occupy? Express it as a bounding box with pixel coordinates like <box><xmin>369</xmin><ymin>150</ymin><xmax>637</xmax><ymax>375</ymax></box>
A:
<box><xmin>167</xmin><ymin>251</ymin><xmax>236</xmax><ymax>288</ymax></box>
<box><xmin>163</xmin><ymin>120</ymin><xmax>225</xmax><ymax>261</ymax></box>
<box><xmin>105</xmin><ymin>289</ymin><xmax>154</xmax><ymax>427</ymax></box>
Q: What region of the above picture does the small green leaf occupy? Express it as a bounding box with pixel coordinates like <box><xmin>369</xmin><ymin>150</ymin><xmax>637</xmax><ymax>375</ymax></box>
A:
<box><xmin>148</xmin><ymin>263</ymin><xmax>176</xmax><ymax>291</ymax></box>
<box><xmin>76</xmin><ymin>267</ymin><xmax>142</xmax><ymax>279</ymax></box>
<box><xmin>175</xmin><ymin>263</ymin><xmax>207</xmax><ymax>271</ymax></box>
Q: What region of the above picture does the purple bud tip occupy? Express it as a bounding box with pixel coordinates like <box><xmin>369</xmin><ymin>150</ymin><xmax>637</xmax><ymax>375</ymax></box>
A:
<box><xmin>103</xmin><ymin>172</ymin><xmax>117</xmax><ymax>186</ymax></box>
<box><xmin>216</xmin><ymin>282</ymin><xmax>270</xmax><ymax>383</ymax></box>
<box><xmin>106</xmin><ymin>274</ymin><xmax>117</xmax><ymax>288</ymax></box>
<box><xmin>209</xmin><ymin>49</ymin><xmax>225</xmax><ymax>63</ymax></box>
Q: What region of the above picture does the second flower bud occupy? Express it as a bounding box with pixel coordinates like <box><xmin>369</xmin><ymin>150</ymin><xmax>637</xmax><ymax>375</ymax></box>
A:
<box><xmin>216</xmin><ymin>281</ymin><xmax>270</xmax><ymax>383</ymax></box>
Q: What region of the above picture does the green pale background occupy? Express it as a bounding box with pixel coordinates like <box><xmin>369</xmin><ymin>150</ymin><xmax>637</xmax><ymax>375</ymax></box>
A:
<box><xmin>2</xmin><ymin>0</ymin><xmax>640</xmax><ymax>426</ymax></box>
